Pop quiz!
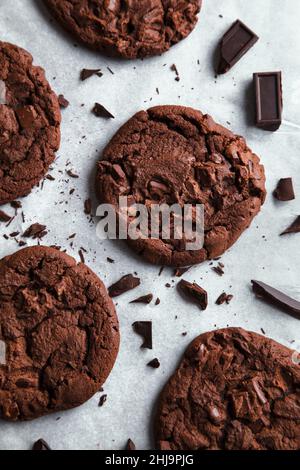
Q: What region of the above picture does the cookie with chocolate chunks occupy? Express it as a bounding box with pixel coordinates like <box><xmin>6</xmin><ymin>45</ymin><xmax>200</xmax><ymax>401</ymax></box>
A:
<box><xmin>96</xmin><ymin>106</ymin><xmax>266</xmax><ymax>267</ymax></box>
<box><xmin>0</xmin><ymin>246</ymin><xmax>119</xmax><ymax>421</ymax></box>
<box><xmin>155</xmin><ymin>328</ymin><xmax>300</xmax><ymax>450</ymax></box>
<box><xmin>0</xmin><ymin>41</ymin><xmax>61</xmax><ymax>205</ymax></box>
<box><xmin>44</xmin><ymin>0</ymin><xmax>202</xmax><ymax>59</ymax></box>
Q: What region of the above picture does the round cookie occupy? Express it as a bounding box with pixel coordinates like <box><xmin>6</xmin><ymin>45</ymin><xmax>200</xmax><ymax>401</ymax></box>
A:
<box><xmin>155</xmin><ymin>328</ymin><xmax>300</xmax><ymax>450</ymax></box>
<box><xmin>0</xmin><ymin>41</ymin><xmax>61</xmax><ymax>205</ymax></box>
<box><xmin>96</xmin><ymin>105</ymin><xmax>266</xmax><ymax>267</ymax></box>
<box><xmin>44</xmin><ymin>0</ymin><xmax>202</xmax><ymax>59</ymax></box>
<box><xmin>0</xmin><ymin>246</ymin><xmax>120</xmax><ymax>421</ymax></box>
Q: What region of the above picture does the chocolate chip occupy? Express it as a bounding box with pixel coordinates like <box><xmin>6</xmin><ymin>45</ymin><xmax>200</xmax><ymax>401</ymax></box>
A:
<box><xmin>132</xmin><ymin>321</ymin><xmax>152</xmax><ymax>349</ymax></box>
<box><xmin>130</xmin><ymin>294</ymin><xmax>153</xmax><ymax>305</ymax></box>
<box><xmin>0</xmin><ymin>210</ymin><xmax>12</xmax><ymax>223</ymax></box>
<box><xmin>23</xmin><ymin>223</ymin><xmax>47</xmax><ymax>239</ymax></box>
<box><xmin>274</xmin><ymin>178</ymin><xmax>295</xmax><ymax>201</ymax></box>
<box><xmin>252</xmin><ymin>280</ymin><xmax>300</xmax><ymax>319</ymax></box>
<box><xmin>216</xmin><ymin>292</ymin><xmax>234</xmax><ymax>305</ymax></box>
<box><xmin>98</xmin><ymin>394</ymin><xmax>107</xmax><ymax>407</ymax></box>
<box><xmin>178</xmin><ymin>280</ymin><xmax>208</xmax><ymax>310</ymax></box>
<box><xmin>84</xmin><ymin>198</ymin><xmax>92</xmax><ymax>215</ymax></box>
<box><xmin>92</xmin><ymin>103</ymin><xmax>114</xmax><ymax>119</ymax></box>
<box><xmin>80</xmin><ymin>69</ymin><xmax>103</xmax><ymax>81</ymax></box>
<box><xmin>109</xmin><ymin>274</ymin><xmax>141</xmax><ymax>298</ymax></box>
<box><xmin>280</xmin><ymin>216</ymin><xmax>300</xmax><ymax>236</ymax></box>
<box><xmin>125</xmin><ymin>439</ymin><xmax>136</xmax><ymax>451</ymax></box>
<box><xmin>147</xmin><ymin>358</ymin><xmax>160</xmax><ymax>369</ymax></box>
<box><xmin>32</xmin><ymin>439</ymin><xmax>51</xmax><ymax>451</ymax></box>
<box><xmin>58</xmin><ymin>94</ymin><xmax>69</xmax><ymax>109</ymax></box>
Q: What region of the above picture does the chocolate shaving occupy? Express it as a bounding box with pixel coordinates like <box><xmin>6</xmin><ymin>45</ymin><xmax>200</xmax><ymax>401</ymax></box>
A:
<box><xmin>252</xmin><ymin>280</ymin><xmax>300</xmax><ymax>319</ymax></box>
<box><xmin>147</xmin><ymin>358</ymin><xmax>160</xmax><ymax>369</ymax></box>
<box><xmin>125</xmin><ymin>439</ymin><xmax>136</xmax><ymax>451</ymax></box>
<box><xmin>67</xmin><ymin>170</ymin><xmax>79</xmax><ymax>179</ymax></box>
<box><xmin>178</xmin><ymin>280</ymin><xmax>208</xmax><ymax>310</ymax></box>
<box><xmin>130</xmin><ymin>294</ymin><xmax>153</xmax><ymax>305</ymax></box>
<box><xmin>84</xmin><ymin>198</ymin><xmax>92</xmax><ymax>215</ymax></box>
<box><xmin>98</xmin><ymin>394</ymin><xmax>107</xmax><ymax>407</ymax></box>
<box><xmin>280</xmin><ymin>216</ymin><xmax>300</xmax><ymax>236</ymax></box>
<box><xmin>132</xmin><ymin>321</ymin><xmax>152</xmax><ymax>349</ymax></box>
<box><xmin>216</xmin><ymin>293</ymin><xmax>234</xmax><ymax>305</ymax></box>
<box><xmin>274</xmin><ymin>178</ymin><xmax>295</xmax><ymax>201</ymax></box>
<box><xmin>92</xmin><ymin>103</ymin><xmax>114</xmax><ymax>119</ymax></box>
<box><xmin>23</xmin><ymin>224</ymin><xmax>47</xmax><ymax>239</ymax></box>
<box><xmin>32</xmin><ymin>439</ymin><xmax>51</xmax><ymax>451</ymax></box>
<box><xmin>0</xmin><ymin>210</ymin><xmax>12</xmax><ymax>222</ymax></box>
<box><xmin>81</xmin><ymin>69</ymin><xmax>103</xmax><ymax>81</ymax></box>
<box><xmin>109</xmin><ymin>274</ymin><xmax>140</xmax><ymax>298</ymax></box>
<box><xmin>58</xmin><ymin>94</ymin><xmax>69</xmax><ymax>109</ymax></box>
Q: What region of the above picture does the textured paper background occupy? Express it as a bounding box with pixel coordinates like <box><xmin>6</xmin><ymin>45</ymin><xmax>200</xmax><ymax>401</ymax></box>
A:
<box><xmin>0</xmin><ymin>0</ymin><xmax>299</xmax><ymax>450</ymax></box>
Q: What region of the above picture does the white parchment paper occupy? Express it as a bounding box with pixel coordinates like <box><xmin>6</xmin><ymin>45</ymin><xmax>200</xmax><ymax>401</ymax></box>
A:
<box><xmin>0</xmin><ymin>0</ymin><xmax>299</xmax><ymax>450</ymax></box>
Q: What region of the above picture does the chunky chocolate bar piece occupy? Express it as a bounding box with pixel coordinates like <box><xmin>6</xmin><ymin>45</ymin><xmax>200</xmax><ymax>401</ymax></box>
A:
<box><xmin>254</xmin><ymin>72</ymin><xmax>283</xmax><ymax>131</ymax></box>
<box><xmin>217</xmin><ymin>20</ymin><xmax>258</xmax><ymax>74</ymax></box>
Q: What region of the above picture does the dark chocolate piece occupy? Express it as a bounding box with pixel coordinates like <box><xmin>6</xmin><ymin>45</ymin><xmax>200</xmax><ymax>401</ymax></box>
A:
<box><xmin>58</xmin><ymin>94</ymin><xmax>69</xmax><ymax>108</ymax></box>
<box><xmin>130</xmin><ymin>294</ymin><xmax>153</xmax><ymax>305</ymax></box>
<box><xmin>32</xmin><ymin>439</ymin><xmax>51</xmax><ymax>451</ymax></box>
<box><xmin>280</xmin><ymin>216</ymin><xmax>300</xmax><ymax>236</ymax></box>
<box><xmin>147</xmin><ymin>358</ymin><xmax>160</xmax><ymax>369</ymax></box>
<box><xmin>217</xmin><ymin>20</ymin><xmax>258</xmax><ymax>74</ymax></box>
<box><xmin>109</xmin><ymin>274</ymin><xmax>141</xmax><ymax>298</ymax></box>
<box><xmin>254</xmin><ymin>72</ymin><xmax>282</xmax><ymax>131</ymax></box>
<box><xmin>132</xmin><ymin>321</ymin><xmax>152</xmax><ymax>349</ymax></box>
<box><xmin>178</xmin><ymin>280</ymin><xmax>208</xmax><ymax>310</ymax></box>
<box><xmin>0</xmin><ymin>210</ymin><xmax>12</xmax><ymax>223</ymax></box>
<box><xmin>80</xmin><ymin>69</ymin><xmax>103</xmax><ymax>81</ymax></box>
<box><xmin>92</xmin><ymin>103</ymin><xmax>114</xmax><ymax>119</ymax></box>
<box><xmin>125</xmin><ymin>439</ymin><xmax>136</xmax><ymax>451</ymax></box>
<box><xmin>23</xmin><ymin>223</ymin><xmax>47</xmax><ymax>239</ymax></box>
<box><xmin>98</xmin><ymin>394</ymin><xmax>107</xmax><ymax>407</ymax></box>
<box><xmin>252</xmin><ymin>280</ymin><xmax>300</xmax><ymax>319</ymax></box>
<box><xmin>274</xmin><ymin>178</ymin><xmax>295</xmax><ymax>201</ymax></box>
<box><xmin>216</xmin><ymin>292</ymin><xmax>233</xmax><ymax>305</ymax></box>
<box><xmin>174</xmin><ymin>267</ymin><xmax>191</xmax><ymax>277</ymax></box>
<box><xmin>84</xmin><ymin>198</ymin><xmax>92</xmax><ymax>215</ymax></box>
<box><xmin>67</xmin><ymin>169</ymin><xmax>79</xmax><ymax>178</ymax></box>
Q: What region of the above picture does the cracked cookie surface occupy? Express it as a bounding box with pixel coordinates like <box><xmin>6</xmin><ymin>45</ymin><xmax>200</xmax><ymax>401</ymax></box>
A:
<box><xmin>96</xmin><ymin>105</ymin><xmax>266</xmax><ymax>267</ymax></box>
<box><xmin>155</xmin><ymin>328</ymin><xmax>300</xmax><ymax>450</ymax></box>
<box><xmin>44</xmin><ymin>0</ymin><xmax>202</xmax><ymax>59</ymax></box>
<box><xmin>0</xmin><ymin>41</ymin><xmax>61</xmax><ymax>205</ymax></box>
<box><xmin>0</xmin><ymin>246</ymin><xmax>120</xmax><ymax>421</ymax></box>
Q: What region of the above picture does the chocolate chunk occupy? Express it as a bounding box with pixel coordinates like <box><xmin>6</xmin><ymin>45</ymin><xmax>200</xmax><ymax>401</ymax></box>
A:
<box><xmin>130</xmin><ymin>294</ymin><xmax>153</xmax><ymax>305</ymax></box>
<box><xmin>216</xmin><ymin>292</ymin><xmax>233</xmax><ymax>305</ymax></box>
<box><xmin>132</xmin><ymin>321</ymin><xmax>152</xmax><ymax>349</ymax></box>
<box><xmin>80</xmin><ymin>69</ymin><xmax>103</xmax><ymax>81</ymax></box>
<box><xmin>98</xmin><ymin>394</ymin><xmax>107</xmax><ymax>407</ymax></box>
<box><xmin>217</xmin><ymin>20</ymin><xmax>258</xmax><ymax>74</ymax></box>
<box><xmin>254</xmin><ymin>72</ymin><xmax>283</xmax><ymax>131</ymax></box>
<box><xmin>11</xmin><ymin>201</ymin><xmax>22</xmax><ymax>209</ymax></box>
<box><xmin>147</xmin><ymin>358</ymin><xmax>160</xmax><ymax>369</ymax></box>
<box><xmin>125</xmin><ymin>439</ymin><xmax>136</xmax><ymax>451</ymax></box>
<box><xmin>280</xmin><ymin>216</ymin><xmax>300</xmax><ymax>236</ymax></box>
<box><xmin>252</xmin><ymin>280</ymin><xmax>300</xmax><ymax>319</ymax></box>
<box><xmin>178</xmin><ymin>280</ymin><xmax>208</xmax><ymax>310</ymax></box>
<box><xmin>109</xmin><ymin>274</ymin><xmax>141</xmax><ymax>298</ymax></box>
<box><xmin>58</xmin><ymin>94</ymin><xmax>69</xmax><ymax>109</ymax></box>
<box><xmin>0</xmin><ymin>210</ymin><xmax>12</xmax><ymax>223</ymax></box>
<box><xmin>23</xmin><ymin>223</ymin><xmax>47</xmax><ymax>239</ymax></box>
<box><xmin>174</xmin><ymin>267</ymin><xmax>191</xmax><ymax>277</ymax></box>
<box><xmin>274</xmin><ymin>178</ymin><xmax>295</xmax><ymax>201</ymax></box>
<box><xmin>92</xmin><ymin>103</ymin><xmax>114</xmax><ymax>119</ymax></box>
<box><xmin>32</xmin><ymin>439</ymin><xmax>51</xmax><ymax>451</ymax></box>
<box><xmin>84</xmin><ymin>198</ymin><xmax>92</xmax><ymax>215</ymax></box>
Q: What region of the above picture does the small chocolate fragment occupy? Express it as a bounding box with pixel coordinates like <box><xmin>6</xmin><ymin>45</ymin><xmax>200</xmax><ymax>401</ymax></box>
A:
<box><xmin>58</xmin><ymin>94</ymin><xmax>69</xmax><ymax>109</ymax></box>
<box><xmin>174</xmin><ymin>266</ymin><xmax>191</xmax><ymax>277</ymax></box>
<box><xmin>216</xmin><ymin>292</ymin><xmax>233</xmax><ymax>305</ymax></box>
<box><xmin>98</xmin><ymin>394</ymin><xmax>107</xmax><ymax>407</ymax></box>
<box><xmin>92</xmin><ymin>103</ymin><xmax>114</xmax><ymax>119</ymax></box>
<box><xmin>67</xmin><ymin>170</ymin><xmax>79</xmax><ymax>178</ymax></box>
<box><xmin>280</xmin><ymin>216</ymin><xmax>300</xmax><ymax>236</ymax></box>
<box><xmin>212</xmin><ymin>265</ymin><xmax>224</xmax><ymax>276</ymax></box>
<box><xmin>125</xmin><ymin>439</ymin><xmax>136</xmax><ymax>451</ymax></box>
<box><xmin>274</xmin><ymin>178</ymin><xmax>295</xmax><ymax>201</ymax></box>
<box><xmin>130</xmin><ymin>294</ymin><xmax>153</xmax><ymax>305</ymax></box>
<box><xmin>81</xmin><ymin>69</ymin><xmax>103</xmax><ymax>81</ymax></box>
<box><xmin>254</xmin><ymin>72</ymin><xmax>282</xmax><ymax>131</ymax></box>
<box><xmin>217</xmin><ymin>20</ymin><xmax>258</xmax><ymax>74</ymax></box>
<box><xmin>178</xmin><ymin>280</ymin><xmax>208</xmax><ymax>310</ymax></box>
<box><xmin>109</xmin><ymin>274</ymin><xmax>140</xmax><ymax>298</ymax></box>
<box><xmin>84</xmin><ymin>198</ymin><xmax>92</xmax><ymax>215</ymax></box>
<box><xmin>0</xmin><ymin>210</ymin><xmax>11</xmax><ymax>223</ymax></box>
<box><xmin>32</xmin><ymin>439</ymin><xmax>51</xmax><ymax>451</ymax></box>
<box><xmin>132</xmin><ymin>321</ymin><xmax>152</xmax><ymax>349</ymax></box>
<box><xmin>23</xmin><ymin>223</ymin><xmax>47</xmax><ymax>239</ymax></box>
<box><xmin>147</xmin><ymin>358</ymin><xmax>160</xmax><ymax>369</ymax></box>
<box><xmin>252</xmin><ymin>280</ymin><xmax>300</xmax><ymax>319</ymax></box>
<box><xmin>155</xmin><ymin>298</ymin><xmax>161</xmax><ymax>306</ymax></box>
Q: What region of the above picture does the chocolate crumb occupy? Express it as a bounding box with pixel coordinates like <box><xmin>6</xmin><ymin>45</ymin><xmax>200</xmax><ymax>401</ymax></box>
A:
<box><xmin>125</xmin><ymin>439</ymin><xmax>136</xmax><ymax>451</ymax></box>
<box><xmin>98</xmin><ymin>394</ymin><xmax>107</xmax><ymax>407</ymax></box>
<box><xmin>58</xmin><ymin>94</ymin><xmax>69</xmax><ymax>109</ymax></box>
<box><xmin>147</xmin><ymin>358</ymin><xmax>160</xmax><ymax>369</ymax></box>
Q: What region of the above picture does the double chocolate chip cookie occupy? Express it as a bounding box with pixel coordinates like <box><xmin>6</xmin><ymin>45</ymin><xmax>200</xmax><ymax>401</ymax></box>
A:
<box><xmin>96</xmin><ymin>105</ymin><xmax>266</xmax><ymax>267</ymax></box>
<box><xmin>0</xmin><ymin>41</ymin><xmax>61</xmax><ymax>205</ymax></box>
<box><xmin>44</xmin><ymin>0</ymin><xmax>202</xmax><ymax>59</ymax></box>
<box><xmin>0</xmin><ymin>246</ymin><xmax>120</xmax><ymax>421</ymax></box>
<box><xmin>155</xmin><ymin>328</ymin><xmax>300</xmax><ymax>450</ymax></box>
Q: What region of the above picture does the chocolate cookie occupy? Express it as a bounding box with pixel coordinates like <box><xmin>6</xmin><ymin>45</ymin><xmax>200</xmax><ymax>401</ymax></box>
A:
<box><xmin>0</xmin><ymin>41</ymin><xmax>61</xmax><ymax>205</ymax></box>
<box><xmin>96</xmin><ymin>106</ymin><xmax>266</xmax><ymax>267</ymax></box>
<box><xmin>44</xmin><ymin>0</ymin><xmax>202</xmax><ymax>59</ymax></box>
<box><xmin>155</xmin><ymin>328</ymin><xmax>300</xmax><ymax>450</ymax></box>
<box><xmin>0</xmin><ymin>246</ymin><xmax>119</xmax><ymax>421</ymax></box>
